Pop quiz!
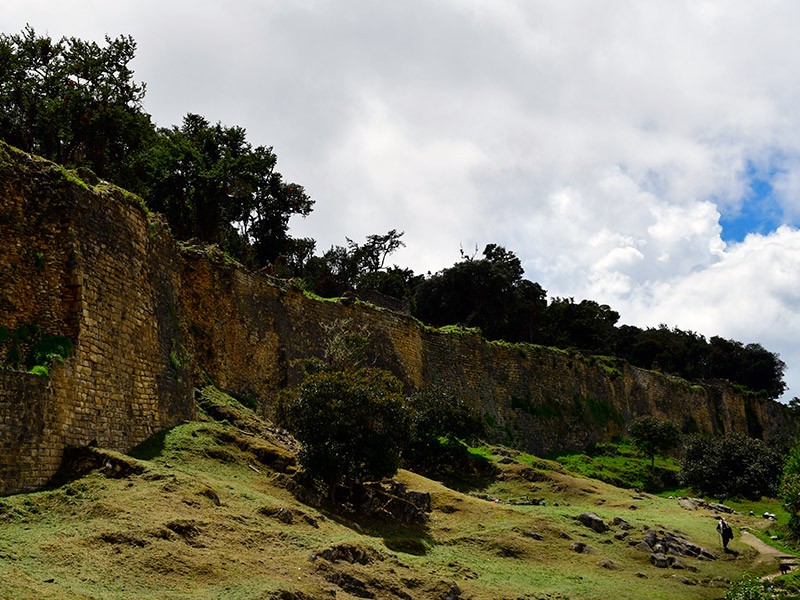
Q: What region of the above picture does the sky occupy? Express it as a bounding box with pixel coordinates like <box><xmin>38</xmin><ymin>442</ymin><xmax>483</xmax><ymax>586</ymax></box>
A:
<box><xmin>5</xmin><ymin>1</ymin><xmax>800</xmax><ymax>401</ymax></box>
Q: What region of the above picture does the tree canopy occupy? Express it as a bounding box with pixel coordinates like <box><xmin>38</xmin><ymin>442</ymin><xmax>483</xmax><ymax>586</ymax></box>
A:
<box><xmin>140</xmin><ymin>113</ymin><xmax>313</xmax><ymax>266</ymax></box>
<box><xmin>628</xmin><ymin>415</ymin><xmax>681</xmax><ymax>474</ymax></box>
<box><xmin>0</xmin><ymin>25</ymin><xmax>153</xmax><ymax>185</ymax></box>
<box><xmin>680</xmin><ymin>432</ymin><xmax>783</xmax><ymax>500</ymax></box>
<box><xmin>276</xmin><ymin>367</ymin><xmax>410</xmax><ymax>501</ymax></box>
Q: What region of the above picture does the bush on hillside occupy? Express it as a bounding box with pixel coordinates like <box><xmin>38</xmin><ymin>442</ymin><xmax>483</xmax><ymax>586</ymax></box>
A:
<box><xmin>404</xmin><ymin>384</ymin><xmax>487</xmax><ymax>473</ymax></box>
<box><xmin>276</xmin><ymin>367</ymin><xmax>410</xmax><ymax>502</ymax></box>
<box><xmin>680</xmin><ymin>432</ymin><xmax>783</xmax><ymax>501</ymax></box>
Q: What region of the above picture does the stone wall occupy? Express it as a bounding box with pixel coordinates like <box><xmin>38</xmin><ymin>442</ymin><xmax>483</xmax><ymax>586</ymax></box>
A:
<box><xmin>179</xmin><ymin>253</ymin><xmax>792</xmax><ymax>456</ymax></box>
<box><xmin>0</xmin><ymin>145</ymin><xmax>195</xmax><ymax>495</ymax></box>
<box><xmin>0</xmin><ymin>141</ymin><xmax>793</xmax><ymax>495</ymax></box>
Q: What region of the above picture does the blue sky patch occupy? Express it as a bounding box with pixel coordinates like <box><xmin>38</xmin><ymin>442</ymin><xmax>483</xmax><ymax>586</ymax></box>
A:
<box><xmin>719</xmin><ymin>162</ymin><xmax>784</xmax><ymax>243</ymax></box>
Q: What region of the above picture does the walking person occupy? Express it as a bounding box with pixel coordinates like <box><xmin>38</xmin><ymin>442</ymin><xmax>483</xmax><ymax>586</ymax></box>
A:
<box><xmin>717</xmin><ymin>517</ymin><xmax>733</xmax><ymax>551</ymax></box>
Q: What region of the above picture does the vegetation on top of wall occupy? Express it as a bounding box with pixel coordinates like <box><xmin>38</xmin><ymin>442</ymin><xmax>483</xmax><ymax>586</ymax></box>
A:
<box><xmin>98</xmin><ymin>183</ymin><xmax>151</xmax><ymax>216</ymax></box>
<box><xmin>435</xmin><ymin>324</ymin><xmax>482</xmax><ymax>336</ymax></box>
<box><xmin>0</xmin><ymin>25</ymin><xmax>787</xmax><ymax>400</ymax></box>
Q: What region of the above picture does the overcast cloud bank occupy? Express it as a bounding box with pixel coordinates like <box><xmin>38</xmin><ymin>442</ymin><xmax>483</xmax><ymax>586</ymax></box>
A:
<box><xmin>6</xmin><ymin>0</ymin><xmax>800</xmax><ymax>399</ymax></box>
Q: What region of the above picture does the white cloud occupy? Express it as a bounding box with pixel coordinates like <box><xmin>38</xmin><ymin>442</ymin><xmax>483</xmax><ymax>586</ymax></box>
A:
<box><xmin>5</xmin><ymin>0</ymin><xmax>800</xmax><ymax>399</ymax></box>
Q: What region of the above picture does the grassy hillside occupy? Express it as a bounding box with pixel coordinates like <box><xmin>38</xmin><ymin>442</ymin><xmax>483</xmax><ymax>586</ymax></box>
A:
<box><xmin>0</xmin><ymin>389</ymin><xmax>793</xmax><ymax>600</ymax></box>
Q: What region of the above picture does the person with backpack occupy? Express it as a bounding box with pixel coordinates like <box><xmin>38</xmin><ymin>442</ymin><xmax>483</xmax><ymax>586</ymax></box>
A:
<box><xmin>717</xmin><ymin>517</ymin><xmax>733</xmax><ymax>550</ymax></box>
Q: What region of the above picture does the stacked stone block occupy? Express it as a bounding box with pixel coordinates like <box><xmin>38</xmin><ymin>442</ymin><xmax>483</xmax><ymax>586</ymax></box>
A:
<box><xmin>0</xmin><ymin>140</ymin><xmax>793</xmax><ymax>495</ymax></box>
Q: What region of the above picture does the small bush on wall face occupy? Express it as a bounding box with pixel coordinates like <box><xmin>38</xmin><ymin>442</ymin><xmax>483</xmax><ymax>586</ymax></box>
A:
<box><xmin>0</xmin><ymin>323</ymin><xmax>73</xmax><ymax>376</ymax></box>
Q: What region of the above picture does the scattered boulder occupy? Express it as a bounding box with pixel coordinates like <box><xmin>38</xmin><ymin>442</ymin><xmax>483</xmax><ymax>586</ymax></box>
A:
<box><xmin>668</xmin><ymin>556</ymin><xmax>687</xmax><ymax>570</ymax></box>
<box><xmin>356</xmin><ymin>481</ymin><xmax>431</xmax><ymax>525</ymax></box>
<box><xmin>612</xmin><ymin>517</ymin><xmax>632</xmax><ymax>530</ymax></box>
<box><xmin>571</xmin><ymin>541</ymin><xmax>594</xmax><ymax>554</ymax></box>
<box><xmin>577</xmin><ymin>512</ymin><xmax>608</xmax><ymax>533</ymax></box>
<box><xmin>678</xmin><ymin>498</ymin><xmax>698</xmax><ymax>511</ymax></box>
<box><xmin>597</xmin><ymin>558</ymin><xmax>618</xmax><ymax>570</ymax></box>
<box><xmin>445</xmin><ymin>582</ymin><xmax>462</xmax><ymax>600</ymax></box>
<box><xmin>302</xmin><ymin>514</ymin><xmax>319</xmax><ymax>528</ymax></box>
<box><xmin>316</xmin><ymin>543</ymin><xmax>384</xmax><ymax>565</ymax></box>
<box><xmin>275</xmin><ymin>508</ymin><xmax>294</xmax><ymax>524</ymax></box>
<box><xmin>199</xmin><ymin>487</ymin><xmax>221</xmax><ymax>506</ymax></box>
<box><xmin>323</xmin><ymin>572</ymin><xmax>374</xmax><ymax>599</ymax></box>
<box><xmin>709</xmin><ymin>502</ymin><xmax>734</xmax><ymax>513</ymax></box>
<box><xmin>54</xmin><ymin>445</ymin><xmax>146</xmax><ymax>483</ymax></box>
<box><xmin>643</xmin><ymin>529</ymin><xmax>658</xmax><ymax>549</ymax></box>
<box><xmin>650</xmin><ymin>553</ymin><xmax>669</xmax><ymax>568</ymax></box>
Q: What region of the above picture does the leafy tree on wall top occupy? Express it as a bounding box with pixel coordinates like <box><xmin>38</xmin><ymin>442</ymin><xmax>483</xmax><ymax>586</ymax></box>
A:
<box><xmin>413</xmin><ymin>243</ymin><xmax>543</xmax><ymax>341</ymax></box>
<box><xmin>301</xmin><ymin>230</ymin><xmax>411</xmax><ymax>298</ymax></box>
<box><xmin>141</xmin><ymin>113</ymin><xmax>313</xmax><ymax>267</ymax></box>
<box><xmin>0</xmin><ymin>25</ymin><xmax>154</xmax><ymax>186</ymax></box>
<box><xmin>542</xmin><ymin>298</ymin><xmax>619</xmax><ymax>354</ymax></box>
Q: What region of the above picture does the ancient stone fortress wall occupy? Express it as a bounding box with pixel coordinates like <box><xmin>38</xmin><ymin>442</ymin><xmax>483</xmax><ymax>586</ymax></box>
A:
<box><xmin>0</xmin><ymin>144</ymin><xmax>194</xmax><ymax>495</ymax></box>
<box><xmin>0</xmin><ymin>141</ymin><xmax>792</xmax><ymax>495</ymax></box>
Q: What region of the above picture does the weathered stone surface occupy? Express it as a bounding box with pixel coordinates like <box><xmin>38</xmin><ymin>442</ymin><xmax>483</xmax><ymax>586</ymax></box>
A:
<box><xmin>650</xmin><ymin>552</ymin><xmax>669</xmax><ymax>568</ymax></box>
<box><xmin>571</xmin><ymin>541</ymin><xmax>594</xmax><ymax>554</ymax></box>
<box><xmin>355</xmin><ymin>481</ymin><xmax>431</xmax><ymax>525</ymax></box>
<box><xmin>597</xmin><ymin>558</ymin><xmax>618</xmax><ymax>570</ymax></box>
<box><xmin>668</xmin><ymin>556</ymin><xmax>687</xmax><ymax>569</ymax></box>
<box><xmin>0</xmin><ymin>140</ymin><xmax>795</xmax><ymax>495</ymax></box>
<box><xmin>678</xmin><ymin>498</ymin><xmax>698</xmax><ymax>511</ymax></box>
<box><xmin>577</xmin><ymin>512</ymin><xmax>608</xmax><ymax>533</ymax></box>
<box><xmin>643</xmin><ymin>529</ymin><xmax>658</xmax><ymax>548</ymax></box>
<box><xmin>612</xmin><ymin>516</ymin><xmax>632</xmax><ymax>530</ymax></box>
<box><xmin>317</xmin><ymin>543</ymin><xmax>384</xmax><ymax>565</ymax></box>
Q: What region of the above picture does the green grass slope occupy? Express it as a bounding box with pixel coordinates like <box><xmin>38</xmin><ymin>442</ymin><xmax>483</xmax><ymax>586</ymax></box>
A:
<box><xmin>0</xmin><ymin>389</ymin><xmax>791</xmax><ymax>600</ymax></box>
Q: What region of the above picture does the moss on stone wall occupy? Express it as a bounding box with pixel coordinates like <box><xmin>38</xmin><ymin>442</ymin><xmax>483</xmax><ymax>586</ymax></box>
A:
<box><xmin>0</xmin><ymin>139</ymin><xmax>794</xmax><ymax>495</ymax></box>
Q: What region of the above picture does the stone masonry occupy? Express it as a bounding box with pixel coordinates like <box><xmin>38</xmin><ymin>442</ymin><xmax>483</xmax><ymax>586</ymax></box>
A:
<box><xmin>0</xmin><ymin>141</ymin><xmax>793</xmax><ymax>495</ymax></box>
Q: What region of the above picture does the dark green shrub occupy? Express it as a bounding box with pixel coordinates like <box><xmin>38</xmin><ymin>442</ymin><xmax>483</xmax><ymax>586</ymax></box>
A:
<box><xmin>276</xmin><ymin>367</ymin><xmax>410</xmax><ymax>501</ymax></box>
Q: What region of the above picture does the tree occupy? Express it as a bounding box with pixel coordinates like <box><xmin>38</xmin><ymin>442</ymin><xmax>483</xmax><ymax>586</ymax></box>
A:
<box><xmin>628</xmin><ymin>415</ymin><xmax>681</xmax><ymax>474</ymax></box>
<box><xmin>0</xmin><ymin>25</ymin><xmax>154</xmax><ymax>185</ymax></box>
<box><xmin>142</xmin><ymin>113</ymin><xmax>313</xmax><ymax>267</ymax></box>
<box><xmin>413</xmin><ymin>244</ymin><xmax>531</xmax><ymax>340</ymax></box>
<box><xmin>780</xmin><ymin>438</ymin><xmax>800</xmax><ymax>536</ymax></box>
<box><xmin>680</xmin><ymin>432</ymin><xmax>783</xmax><ymax>501</ymax></box>
<box><xmin>405</xmin><ymin>385</ymin><xmax>486</xmax><ymax>455</ymax></box>
<box><xmin>275</xmin><ymin>367</ymin><xmax>410</xmax><ymax>501</ymax></box>
<box><xmin>276</xmin><ymin>319</ymin><xmax>410</xmax><ymax>501</ymax></box>
<box><xmin>302</xmin><ymin>230</ymin><xmax>408</xmax><ymax>298</ymax></box>
<box><xmin>543</xmin><ymin>298</ymin><xmax>620</xmax><ymax>355</ymax></box>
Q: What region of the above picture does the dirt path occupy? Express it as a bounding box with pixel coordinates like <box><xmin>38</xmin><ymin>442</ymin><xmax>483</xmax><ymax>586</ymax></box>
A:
<box><xmin>738</xmin><ymin>529</ymin><xmax>796</xmax><ymax>582</ymax></box>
